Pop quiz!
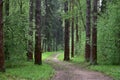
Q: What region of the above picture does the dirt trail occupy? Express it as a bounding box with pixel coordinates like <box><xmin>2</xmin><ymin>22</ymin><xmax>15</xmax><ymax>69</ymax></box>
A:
<box><xmin>45</xmin><ymin>53</ymin><xmax>113</xmax><ymax>80</ymax></box>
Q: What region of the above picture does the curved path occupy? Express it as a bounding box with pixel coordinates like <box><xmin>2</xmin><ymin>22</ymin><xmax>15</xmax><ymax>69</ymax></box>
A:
<box><xmin>45</xmin><ymin>53</ymin><xmax>113</xmax><ymax>80</ymax></box>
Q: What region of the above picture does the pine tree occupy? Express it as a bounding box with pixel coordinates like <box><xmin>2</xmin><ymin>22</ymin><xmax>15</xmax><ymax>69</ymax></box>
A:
<box><xmin>71</xmin><ymin>0</ymin><xmax>74</xmax><ymax>57</ymax></box>
<box><xmin>91</xmin><ymin>0</ymin><xmax>98</xmax><ymax>65</ymax></box>
<box><xmin>27</xmin><ymin>0</ymin><xmax>34</xmax><ymax>61</ymax></box>
<box><xmin>35</xmin><ymin>0</ymin><xmax>42</xmax><ymax>65</ymax></box>
<box><xmin>0</xmin><ymin>0</ymin><xmax>5</xmax><ymax>72</ymax></box>
<box><xmin>76</xmin><ymin>17</ymin><xmax>79</xmax><ymax>42</ymax></box>
<box><xmin>64</xmin><ymin>1</ymin><xmax>70</xmax><ymax>61</ymax></box>
<box><xmin>85</xmin><ymin>0</ymin><xmax>91</xmax><ymax>62</ymax></box>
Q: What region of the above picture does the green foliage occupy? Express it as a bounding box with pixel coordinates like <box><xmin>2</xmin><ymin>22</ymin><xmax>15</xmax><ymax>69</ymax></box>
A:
<box><xmin>97</xmin><ymin>1</ymin><xmax>120</xmax><ymax>64</ymax></box>
<box><xmin>58</xmin><ymin>52</ymin><xmax>64</xmax><ymax>61</ymax></box>
<box><xmin>70</xmin><ymin>55</ymin><xmax>85</xmax><ymax>64</ymax></box>
<box><xmin>58</xmin><ymin>51</ymin><xmax>85</xmax><ymax>64</ymax></box>
<box><xmin>69</xmin><ymin>0</ymin><xmax>86</xmax><ymax>56</ymax></box>
<box><xmin>0</xmin><ymin>62</ymin><xmax>54</xmax><ymax>80</ymax></box>
<box><xmin>0</xmin><ymin>52</ymin><xmax>55</xmax><ymax>80</ymax></box>
<box><xmin>41</xmin><ymin>0</ymin><xmax>63</xmax><ymax>51</ymax></box>
<box><xmin>89</xmin><ymin>65</ymin><xmax>120</xmax><ymax>80</ymax></box>
<box><xmin>75</xmin><ymin>31</ymin><xmax>86</xmax><ymax>55</ymax></box>
<box><xmin>4</xmin><ymin>0</ymin><xmax>29</xmax><ymax>61</ymax></box>
<box><xmin>42</xmin><ymin>52</ymin><xmax>55</xmax><ymax>60</ymax></box>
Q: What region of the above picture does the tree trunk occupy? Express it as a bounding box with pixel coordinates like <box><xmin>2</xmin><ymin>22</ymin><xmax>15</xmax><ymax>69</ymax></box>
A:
<box><xmin>91</xmin><ymin>0</ymin><xmax>98</xmax><ymax>65</ymax></box>
<box><xmin>55</xmin><ymin>38</ymin><xmax>58</xmax><ymax>51</ymax></box>
<box><xmin>45</xmin><ymin>40</ymin><xmax>47</xmax><ymax>52</ymax></box>
<box><xmin>64</xmin><ymin>1</ymin><xmax>70</xmax><ymax>61</ymax></box>
<box><xmin>0</xmin><ymin>0</ymin><xmax>5</xmax><ymax>72</ymax></box>
<box><xmin>71</xmin><ymin>0</ymin><xmax>74</xmax><ymax>57</ymax></box>
<box><xmin>85</xmin><ymin>0</ymin><xmax>91</xmax><ymax>62</ymax></box>
<box><xmin>35</xmin><ymin>0</ymin><xmax>42</xmax><ymax>65</ymax></box>
<box><xmin>76</xmin><ymin>17</ymin><xmax>79</xmax><ymax>42</ymax></box>
<box><xmin>27</xmin><ymin>0</ymin><xmax>34</xmax><ymax>61</ymax></box>
<box><xmin>71</xmin><ymin>18</ymin><xmax>74</xmax><ymax>57</ymax></box>
<box><xmin>5</xmin><ymin>0</ymin><xmax>10</xmax><ymax>60</ymax></box>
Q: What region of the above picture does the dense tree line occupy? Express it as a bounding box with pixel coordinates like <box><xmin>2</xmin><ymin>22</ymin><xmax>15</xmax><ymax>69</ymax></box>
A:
<box><xmin>0</xmin><ymin>0</ymin><xmax>120</xmax><ymax>72</ymax></box>
<box><xmin>63</xmin><ymin>0</ymin><xmax>120</xmax><ymax>65</ymax></box>
<box><xmin>0</xmin><ymin>0</ymin><xmax>63</xmax><ymax>72</ymax></box>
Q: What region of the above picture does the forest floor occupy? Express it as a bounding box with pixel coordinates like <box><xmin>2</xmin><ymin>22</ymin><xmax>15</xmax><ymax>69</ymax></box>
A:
<box><xmin>45</xmin><ymin>53</ymin><xmax>113</xmax><ymax>80</ymax></box>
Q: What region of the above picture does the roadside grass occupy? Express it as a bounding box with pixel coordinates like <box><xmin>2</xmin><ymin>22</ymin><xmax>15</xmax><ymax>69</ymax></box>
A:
<box><xmin>58</xmin><ymin>52</ymin><xmax>85</xmax><ymax>64</ymax></box>
<box><xmin>58</xmin><ymin>52</ymin><xmax>64</xmax><ymax>61</ymax></box>
<box><xmin>89</xmin><ymin>65</ymin><xmax>120</xmax><ymax>80</ymax></box>
<box><xmin>0</xmin><ymin>52</ymin><xmax>54</xmax><ymax>80</ymax></box>
<box><xmin>43</xmin><ymin>52</ymin><xmax>55</xmax><ymax>60</ymax></box>
<box><xmin>58</xmin><ymin>52</ymin><xmax>120</xmax><ymax>80</ymax></box>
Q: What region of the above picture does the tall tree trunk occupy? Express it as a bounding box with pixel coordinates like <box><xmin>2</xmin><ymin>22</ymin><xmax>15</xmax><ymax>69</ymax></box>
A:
<box><xmin>0</xmin><ymin>0</ymin><xmax>5</xmax><ymax>72</ymax></box>
<box><xmin>27</xmin><ymin>0</ymin><xmax>34</xmax><ymax>61</ymax></box>
<box><xmin>35</xmin><ymin>0</ymin><xmax>42</xmax><ymax>65</ymax></box>
<box><xmin>5</xmin><ymin>0</ymin><xmax>10</xmax><ymax>60</ymax></box>
<box><xmin>85</xmin><ymin>0</ymin><xmax>91</xmax><ymax>62</ymax></box>
<box><xmin>64</xmin><ymin>1</ymin><xmax>70</xmax><ymax>61</ymax></box>
<box><xmin>55</xmin><ymin>38</ymin><xmax>58</xmax><ymax>51</ymax></box>
<box><xmin>91</xmin><ymin>0</ymin><xmax>98</xmax><ymax>65</ymax></box>
<box><xmin>45</xmin><ymin>40</ymin><xmax>47</xmax><ymax>52</ymax></box>
<box><xmin>71</xmin><ymin>0</ymin><xmax>74</xmax><ymax>57</ymax></box>
<box><xmin>76</xmin><ymin>16</ymin><xmax>79</xmax><ymax>42</ymax></box>
<box><xmin>71</xmin><ymin>18</ymin><xmax>74</xmax><ymax>57</ymax></box>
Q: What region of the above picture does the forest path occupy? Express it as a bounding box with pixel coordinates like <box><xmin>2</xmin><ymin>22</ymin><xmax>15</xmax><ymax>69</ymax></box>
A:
<box><xmin>45</xmin><ymin>53</ymin><xmax>113</xmax><ymax>80</ymax></box>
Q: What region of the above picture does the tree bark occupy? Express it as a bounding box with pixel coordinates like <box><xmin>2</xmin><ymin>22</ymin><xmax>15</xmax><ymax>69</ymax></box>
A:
<box><xmin>76</xmin><ymin>17</ymin><xmax>79</xmax><ymax>42</ymax></box>
<box><xmin>27</xmin><ymin>0</ymin><xmax>34</xmax><ymax>61</ymax></box>
<box><xmin>5</xmin><ymin>0</ymin><xmax>10</xmax><ymax>60</ymax></box>
<box><xmin>0</xmin><ymin>0</ymin><xmax>5</xmax><ymax>72</ymax></box>
<box><xmin>71</xmin><ymin>0</ymin><xmax>74</xmax><ymax>57</ymax></box>
<box><xmin>35</xmin><ymin>0</ymin><xmax>42</xmax><ymax>65</ymax></box>
<box><xmin>85</xmin><ymin>0</ymin><xmax>91</xmax><ymax>62</ymax></box>
<box><xmin>64</xmin><ymin>1</ymin><xmax>70</xmax><ymax>61</ymax></box>
<box><xmin>71</xmin><ymin>18</ymin><xmax>74</xmax><ymax>57</ymax></box>
<box><xmin>91</xmin><ymin>0</ymin><xmax>98</xmax><ymax>65</ymax></box>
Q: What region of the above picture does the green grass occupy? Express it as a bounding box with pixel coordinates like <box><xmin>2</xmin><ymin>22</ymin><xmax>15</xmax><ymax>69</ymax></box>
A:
<box><xmin>58</xmin><ymin>52</ymin><xmax>85</xmax><ymax>63</ymax></box>
<box><xmin>58</xmin><ymin>52</ymin><xmax>64</xmax><ymax>60</ymax></box>
<box><xmin>0</xmin><ymin>52</ymin><xmax>54</xmax><ymax>80</ymax></box>
<box><xmin>43</xmin><ymin>52</ymin><xmax>54</xmax><ymax>60</ymax></box>
<box><xmin>89</xmin><ymin>65</ymin><xmax>120</xmax><ymax>80</ymax></box>
<box><xmin>0</xmin><ymin>63</ymin><xmax>54</xmax><ymax>80</ymax></box>
<box><xmin>58</xmin><ymin>52</ymin><xmax>120</xmax><ymax>80</ymax></box>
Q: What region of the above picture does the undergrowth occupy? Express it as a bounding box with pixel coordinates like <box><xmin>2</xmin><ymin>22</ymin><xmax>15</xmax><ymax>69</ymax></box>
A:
<box><xmin>0</xmin><ymin>52</ymin><xmax>54</xmax><ymax>80</ymax></box>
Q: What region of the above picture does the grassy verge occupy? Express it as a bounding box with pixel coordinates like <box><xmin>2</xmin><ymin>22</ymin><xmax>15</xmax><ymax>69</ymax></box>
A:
<box><xmin>0</xmin><ymin>52</ymin><xmax>54</xmax><ymax>80</ymax></box>
<box><xmin>58</xmin><ymin>52</ymin><xmax>64</xmax><ymax>61</ymax></box>
<box><xmin>58</xmin><ymin>52</ymin><xmax>120</xmax><ymax>80</ymax></box>
<box><xmin>58</xmin><ymin>52</ymin><xmax>85</xmax><ymax>64</ymax></box>
<box><xmin>89</xmin><ymin>65</ymin><xmax>120</xmax><ymax>80</ymax></box>
<box><xmin>43</xmin><ymin>52</ymin><xmax>55</xmax><ymax>60</ymax></box>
